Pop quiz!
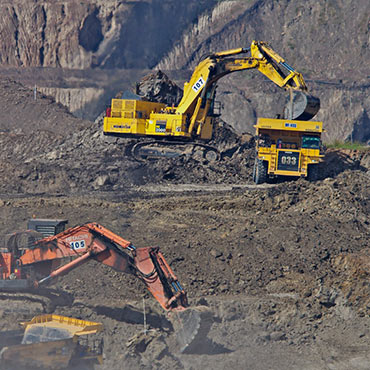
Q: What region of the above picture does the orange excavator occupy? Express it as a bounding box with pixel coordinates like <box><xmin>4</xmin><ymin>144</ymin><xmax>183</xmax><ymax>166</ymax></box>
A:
<box><xmin>0</xmin><ymin>219</ymin><xmax>206</xmax><ymax>352</ymax></box>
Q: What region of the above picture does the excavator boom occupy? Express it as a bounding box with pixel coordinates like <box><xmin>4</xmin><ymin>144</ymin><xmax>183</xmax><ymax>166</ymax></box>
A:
<box><xmin>176</xmin><ymin>40</ymin><xmax>318</xmax><ymax>122</ymax></box>
<box><xmin>253</xmin><ymin>41</ymin><xmax>308</xmax><ymax>91</ymax></box>
<box><xmin>0</xmin><ymin>220</ymin><xmax>208</xmax><ymax>352</ymax></box>
<box><xmin>16</xmin><ymin>222</ymin><xmax>188</xmax><ymax>311</ymax></box>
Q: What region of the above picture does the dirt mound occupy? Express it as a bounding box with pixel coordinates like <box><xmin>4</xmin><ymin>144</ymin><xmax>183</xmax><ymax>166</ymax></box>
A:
<box><xmin>0</xmin><ymin>119</ymin><xmax>254</xmax><ymax>194</ymax></box>
<box><xmin>136</xmin><ymin>70</ymin><xmax>183</xmax><ymax>106</ymax></box>
<box><xmin>0</xmin><ymin>77</ymin><xmax>89</xmax><ymax>135</ymax></box>
<box><xmin>0</xmin><ymin>75</ymin><xmax>257</xmax><ymax>195</ymax></box>
<box><xmin>0</xmin><ymin>166</ymin><xmax>368</xmax><ymax>369</ymax></box>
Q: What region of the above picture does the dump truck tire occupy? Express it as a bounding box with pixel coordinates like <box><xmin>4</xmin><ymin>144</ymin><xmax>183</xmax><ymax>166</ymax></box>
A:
<box><xmin>254</xmin><ymin>158</ymin><xmax>267</xmax><ymax>184</ymax></box>
<box><xmin>252</xmin><ymin>160</ymin><xmax>257</xmax><ymax>183</ymax></box>
<box><xmin>307</xmin><ymin>164</ymin><xmax>319</xmax><ymax>182</ymax></box>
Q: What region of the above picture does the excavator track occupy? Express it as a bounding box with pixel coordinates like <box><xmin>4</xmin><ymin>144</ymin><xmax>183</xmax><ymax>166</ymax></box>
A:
<box><xmin>0</xmin><ymin>288</ymin><xmax>74</xmax><ymax>312</ymax></box>
<box><xmin>130</xmin><ymin>140</ymin><xmax>221</xmax><ymax>162</ymax></box>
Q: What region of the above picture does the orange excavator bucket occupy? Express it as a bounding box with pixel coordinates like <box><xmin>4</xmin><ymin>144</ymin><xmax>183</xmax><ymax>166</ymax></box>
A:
<box><xmin>132</xmin><ymin>247</ymin><xmax>213</xmax><ymax>352</ymax></box>
<box><xmin>170</xmin><ymin>305</ymin><xmax>213</xmax><ymax>353</ymax></box>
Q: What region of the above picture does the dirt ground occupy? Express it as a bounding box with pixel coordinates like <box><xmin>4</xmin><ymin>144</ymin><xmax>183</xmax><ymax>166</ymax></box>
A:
<box><xmin>0</xmin><ymin>76</ymin><xmax>369</xmax><ymax>369</ymax></box>
<box><xmin>1</xmin><ymin>169</ymin><xmax>369</xmax><ymax>370</ymax></box>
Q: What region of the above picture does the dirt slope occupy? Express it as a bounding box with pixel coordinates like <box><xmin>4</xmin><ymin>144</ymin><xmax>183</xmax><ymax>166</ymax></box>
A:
<box><xmin>0</xmin><ymin>169</ymin><xmax>369</xmax><ymax>370</ymax></box>
<box><xmin>0</xmin><ymin>75</ymin><xmax>369</xmax><ymax>369</ymax></box>
<box><xmin>0</xmin><ymin>75</ymin><xmax>254</xmax><ymax>195</ymax></box>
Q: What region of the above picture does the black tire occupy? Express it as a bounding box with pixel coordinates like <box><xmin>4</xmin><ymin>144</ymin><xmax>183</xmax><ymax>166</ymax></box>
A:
<box><xmin>252</xmin><ymin>160</ymin><xmax>257</xmax><ymax>182</ymax></box>
<box><xmin>253</xmin><ymin>158</ymin><xmax>267</xmax><ymax>184</ymax></box>
<box><xmin>204</xmin><ymin>149</ymin><xmax>219</xmax><ymax>162</ymax></box>
<box><xmin>307</xmin><ymin>164</ymin><xmax>319</xmax><ymax>182</ymax></box>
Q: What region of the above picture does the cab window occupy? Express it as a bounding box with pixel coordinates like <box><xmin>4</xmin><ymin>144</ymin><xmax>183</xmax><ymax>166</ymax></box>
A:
<box><xmin>302</xmin><ymin>136</ymin><xmax>320</xmax><ymax>149</ymax></box>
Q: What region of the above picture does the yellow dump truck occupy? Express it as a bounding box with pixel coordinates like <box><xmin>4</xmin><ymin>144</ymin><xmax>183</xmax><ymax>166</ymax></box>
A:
<box><xmin>253</xmin><ymin>117</ymin><xmax>324</xmax><ymax>184</ymax></box>
<box><xmin>0</xmin><ymin>314</ymin><xmax>103</xmax><ymax>369</ymax></box>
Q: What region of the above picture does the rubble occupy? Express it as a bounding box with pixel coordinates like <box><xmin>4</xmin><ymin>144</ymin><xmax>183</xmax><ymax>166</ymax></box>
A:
<box><xmin>135</xmin><ymin>70</ymin><xmax>183</xmax><ymax>106</ymax></box>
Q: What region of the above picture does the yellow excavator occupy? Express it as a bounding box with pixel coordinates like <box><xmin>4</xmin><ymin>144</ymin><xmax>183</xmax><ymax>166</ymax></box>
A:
<box><xmin>103</xmin><ymin>41</ymin><xmax>320</xmax><ymax>160</ymax></box>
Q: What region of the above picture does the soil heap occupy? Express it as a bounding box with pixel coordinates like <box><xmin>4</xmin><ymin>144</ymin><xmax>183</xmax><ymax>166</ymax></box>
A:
<box><xmin>0</xmin><ymin>74</ymin><xmax>255</xmax><ymax>195</ymax></box>
<box><xmin>136</xmin><ymin>70</ymin><xmax>184</xmax><ymax>106</ymax></box>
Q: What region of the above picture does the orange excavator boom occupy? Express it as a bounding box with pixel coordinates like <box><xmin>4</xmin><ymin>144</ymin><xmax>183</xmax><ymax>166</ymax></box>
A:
<box><xmin>0</xmin><ymin>220</ymin><xmax>212</xmax><ymax>353</ymax></box>
<box><xmin>5</xmin><ymin>223</ymin><xmax>188</xmax><ymax>312</ymax></box>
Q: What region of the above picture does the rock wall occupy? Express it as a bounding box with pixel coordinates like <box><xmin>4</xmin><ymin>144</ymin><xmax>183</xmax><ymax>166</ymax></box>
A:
<box><xmin>0</xmin><ymin>0</ymin><xmax>215</xmax><ymax>69</ymax></box>
<box><xmin>215</xmin><ymin>75</ymin><xmax>370</xmax><ymax>143</ymax></box>
<box><xmin>156</xmin><ymin>0</ymin><xmax>370</xmax><ymax>79</ymax></box>
<box><xmin>0</xmin><ymin>0</ymin><xmax>369</xmax><ymax>143</ymax></box>
<box><xmin>38</xmin><ymin>86</ymin><xmax>105</xmax><ymax>118</ymax></box>
<box><xmin>3</xmin><ymin>0</ymin><xmax>368</xmax><ymax>76</ymax></box>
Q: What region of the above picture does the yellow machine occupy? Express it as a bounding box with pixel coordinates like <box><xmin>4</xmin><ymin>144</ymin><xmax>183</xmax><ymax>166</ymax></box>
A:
<box><xmin>0</xmin><ymin>314</ymin><xmax>103</xmax><ymax>369</ymax></box>
<box><xmin>253</xmin><ymin>118</ymin><xmax>324</xmax><ymax>184</ymax></box>
<box><xmin>103</xmin><ymin>41</ymin><xmax>320</xmax><ymax>160</ymax></box>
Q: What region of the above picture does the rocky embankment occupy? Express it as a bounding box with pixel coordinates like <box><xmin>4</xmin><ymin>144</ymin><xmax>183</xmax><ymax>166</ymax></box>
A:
<box><xmin>0</xmin><ymin>0</ymin><xmax>369</xmax><ymax>142</ymax></box>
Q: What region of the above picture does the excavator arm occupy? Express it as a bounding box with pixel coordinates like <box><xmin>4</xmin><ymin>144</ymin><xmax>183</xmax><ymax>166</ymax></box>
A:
<box><xmin>249</xmin><ymin>41</ymin><xmax>308</xmax><ymax>91</ymax></box>
<box><xmin>176</xmin><ymin>40</ymin><xmax>319</xmax><ymax>134</ymax></box>
<box><xmin>18</xmin><ymin>223</ymin><xmax>188</xmax><ymax>312</ymax></box>
<box><xmin>1</xmin><ymin>221</ymin><xmax>212</xmax><ymax>352</ymax></box>
<box><xmin>210</xmin><ymin>41</ymin><xmax>307</xmax><ymax>91</ymax></box>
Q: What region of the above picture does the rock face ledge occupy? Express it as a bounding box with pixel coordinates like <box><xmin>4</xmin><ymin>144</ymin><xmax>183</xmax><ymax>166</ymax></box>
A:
<box><xmin>0</xmin><ymin>0</ymin><xmax>215</xmax><ymax>69</ymax></box>
<box><xmin>0</xmin><ymin>0</ymin><xmax>369</xmax><ymax>143</ymax></box>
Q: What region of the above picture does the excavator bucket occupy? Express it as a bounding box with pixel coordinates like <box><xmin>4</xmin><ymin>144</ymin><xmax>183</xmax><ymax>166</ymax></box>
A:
<box><xmin>171</xmin><ymin>306</ymin><xmax>214</xmax><ymax>353</ymax></box>
<box><xmin>283</xmin><ymin>91</ymin><xmax>320</xmax><ymax>121</ymax></box>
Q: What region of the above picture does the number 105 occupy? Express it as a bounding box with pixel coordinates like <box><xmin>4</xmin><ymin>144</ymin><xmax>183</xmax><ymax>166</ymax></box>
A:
<box><xmin>70</xmin><ymin>240</ymin><xmax>86</xmax><ymax>250</ymax></box>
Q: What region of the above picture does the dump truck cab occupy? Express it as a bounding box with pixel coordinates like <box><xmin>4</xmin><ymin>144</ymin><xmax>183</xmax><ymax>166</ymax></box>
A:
<box><xmin>253</xmin><ymin>117</ymin><xmax>324</xmax><ymax>184</ymax></box>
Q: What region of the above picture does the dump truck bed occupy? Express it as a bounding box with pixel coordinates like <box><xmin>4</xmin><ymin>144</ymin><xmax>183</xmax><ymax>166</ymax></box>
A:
<box><xmin>255</xmin><ymin>117</ymin><xmax>323</xmax><ymax>133</ymax></box>
<box><xmin>21</xmin><ymin>314</ymin><xmax>103</xmax><ymax>339</ymax></box>
<box><xmin>0</xmin><ymin>314</ymin><xmax>103</xmax><ymax>369</ymax></box>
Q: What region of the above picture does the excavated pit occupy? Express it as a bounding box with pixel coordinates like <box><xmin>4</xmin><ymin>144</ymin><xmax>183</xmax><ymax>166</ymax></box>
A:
<box><xmin>0</xmin><ymin>75</ymin><xmax>369</xmax><ymax>370</ymax></box>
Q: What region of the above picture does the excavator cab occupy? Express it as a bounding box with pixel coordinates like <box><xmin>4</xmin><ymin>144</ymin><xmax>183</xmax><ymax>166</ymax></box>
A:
<box><xmin>27</xmin><ymin>219</ymin><xmax>68</xmax><ymax>237</ymax></box>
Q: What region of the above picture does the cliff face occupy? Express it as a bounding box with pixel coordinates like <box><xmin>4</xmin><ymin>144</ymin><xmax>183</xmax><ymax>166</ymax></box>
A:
<box><xmin>0</xmin><ymin>1</ymin><xmax>93</xmax><ymax>68</ymax></box>
<box><xmin>154</xmin><ymin>0</ymin><xmax>370</xmax><ymax>142</ymax></box>
<box><xmin>0</xmin><ymin>0</ymin><xmax>369</xmax><ymax>142</ymax></box>
<box><xmin>3</xmin><ymin>0</ymin><xmax>368</xmax><ymax>75</ymax></box>
<box><xmin>0</xmin><ymin>0</ymin><xmax>215</xmax><ymax>69</ymax></box>
<box><xmin>156</xmin><ymin>0</ymin><xmax>370</xmax><ymax>79</ymax></box>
